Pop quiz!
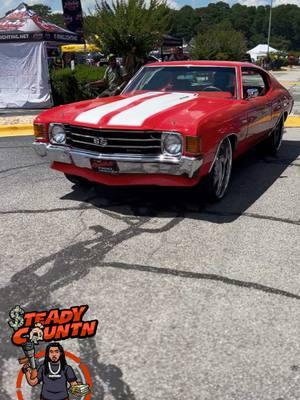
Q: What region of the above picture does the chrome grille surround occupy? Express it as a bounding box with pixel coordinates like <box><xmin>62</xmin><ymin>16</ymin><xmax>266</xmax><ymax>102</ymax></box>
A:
<box><xmin>64</xmin><ymin>125</ymin><xmax>162</xmax><ymax>155</ymax></box>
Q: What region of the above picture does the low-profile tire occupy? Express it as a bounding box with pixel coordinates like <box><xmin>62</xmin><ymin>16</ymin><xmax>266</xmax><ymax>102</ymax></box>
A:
<box><xmin>64</xmin><ymin>174</ymin><xmax>91</xmax><ymax>187</ymax></box>
<box><xmin>258</xmin><ymin>118</ymin><xmax>284</xmax><ymax>156</ymax></box>
<box><xmin>204</xmin><ymin>137</ymin><xmax>233</xmax><ymax>201</ymax></box>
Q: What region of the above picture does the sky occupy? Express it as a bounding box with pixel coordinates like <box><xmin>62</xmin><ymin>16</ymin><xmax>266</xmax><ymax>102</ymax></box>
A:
<box><xmin>0</xmin><ymin>0</ymin><xmax>299</xmax><ymax>17</ymax></box>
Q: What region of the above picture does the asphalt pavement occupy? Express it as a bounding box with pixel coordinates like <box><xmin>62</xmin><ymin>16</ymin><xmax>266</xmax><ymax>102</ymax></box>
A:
<box><xmin>0</xmin><ymin>66</ymin><xmax>300</xmax><ymax>400</ymax></box>
<box><xmin>0</xmin><ymin>126</ymin><xmax>299</xmax><ymax>399</ymax></box>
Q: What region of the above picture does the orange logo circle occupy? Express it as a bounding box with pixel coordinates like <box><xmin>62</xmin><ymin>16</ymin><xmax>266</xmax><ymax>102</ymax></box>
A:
<box><xmin>16</xmin><ymin>350</ymin><xmax>92</xmax><ymax>400</ymax></box>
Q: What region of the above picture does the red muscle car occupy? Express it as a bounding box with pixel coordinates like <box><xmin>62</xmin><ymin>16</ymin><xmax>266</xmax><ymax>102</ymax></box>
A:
<box><xmin>33</xmin><ymin>61</ymin><xmax>293</xmax><ymax>200</ymax></box>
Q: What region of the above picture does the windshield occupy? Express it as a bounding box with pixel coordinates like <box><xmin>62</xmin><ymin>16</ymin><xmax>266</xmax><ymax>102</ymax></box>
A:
<box><xmin>123</xmin><ymin>66</ymin><xmax>237</xmax><ymax>97</ymax></box>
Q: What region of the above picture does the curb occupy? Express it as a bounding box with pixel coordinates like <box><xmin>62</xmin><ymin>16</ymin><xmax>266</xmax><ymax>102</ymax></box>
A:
<box><xmin>0</xmin><ymin>124</ymin><xmax>33</xmax><ymax>137</ymax></box>
<box><xmin>285</xmin><ymin>115</ymin><xmax>300</xmax><ymax>128</ymax></box>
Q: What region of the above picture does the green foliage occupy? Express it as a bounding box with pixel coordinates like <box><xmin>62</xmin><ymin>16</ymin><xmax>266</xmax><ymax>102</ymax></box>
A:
<box><xmin>84</xmin><ymin>16</ymin><xmax>100</xmax><ymax>40</ymax></box>
<box><xmin>6</xmin><ymin>2</ymin><xmax>300</xmax><ymax>53</ymax></box>
<box><xmin>73</xmin><ymin>64</ymin><xmax>106</xmax><ymax>83</ymax></box>
<box><xmin>47</xmin><ymin>13</ymin><xmax>65</xmax><ymax>28</ymax></box>
<box><xmin>170</xmin><ymin>6</ymin><xmax>200</xmax><ymax>42</ymax></box>
<box><xmin>196</xmin><ymin>1</ymin><xmax>231</xmax><ymax>31</ymax></box>
<box><xmin>50</xmin><ymin>66</ymin><xmax>106</xmax><ymax>105</ymax></box>
<box><xmin>169</xmin><ymin>2</ymin><xmax>300</xmax><ymax>52</ymax></box>
<box><xmin>270</xmin><ymin>36</ymin><xmax>291</xmax><ymax>52</ymax></box>
<box><xmin>92</xmin><ymin>0</ymin><xmax>171</xmax><ymax>57</ymax></box>
<box><xmin>50</xmin><ymin>69</ymin><xmax>79</xmax><ymax>105</ymax></box>
<box><xmin>22</xmin><ymin>4</ymin><xmax>65</xmax><ymax>28</ymax></box>
<box><xmin>191</xmin><ymin>22</ymin><xmax>247</xmax><ymax>61</ymax></box>
<box><xmin>28</xmin><ymin>4</ymin><xmax>52</xmax><ymax>17</ymax></box>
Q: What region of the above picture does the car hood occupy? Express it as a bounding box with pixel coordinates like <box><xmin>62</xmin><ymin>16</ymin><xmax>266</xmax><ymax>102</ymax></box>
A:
<box><xmin>35</xmin><ymin>91</ymin><xmax>234</xmax><ymax>134</ymax></box>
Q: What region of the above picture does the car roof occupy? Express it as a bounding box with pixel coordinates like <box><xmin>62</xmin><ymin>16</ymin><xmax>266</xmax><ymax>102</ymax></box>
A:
<box><xmin>145</xmin><ymin>60</ymin><xmax>254</xmax><ymax>68</ymax></box>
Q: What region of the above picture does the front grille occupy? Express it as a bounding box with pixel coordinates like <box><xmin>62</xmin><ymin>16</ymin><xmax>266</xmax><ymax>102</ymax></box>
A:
<box><xmin>65</xmin><ymin>125</ymin><xmax>162</xmax><ymax>155</ymax></box>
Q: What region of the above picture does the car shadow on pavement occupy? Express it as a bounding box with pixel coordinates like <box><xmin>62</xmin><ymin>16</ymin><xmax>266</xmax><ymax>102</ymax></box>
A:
<box><xmin>62</xmin><ymin>139</ymin><xmax>300</xmax><ymax>224</ymax></box>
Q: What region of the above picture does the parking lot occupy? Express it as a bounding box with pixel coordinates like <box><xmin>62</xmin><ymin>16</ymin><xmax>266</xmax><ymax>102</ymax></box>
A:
<box><xmin>0</xmin><ymin>74</ymin><xmax>299</xmax><ymax>398</ymax></box>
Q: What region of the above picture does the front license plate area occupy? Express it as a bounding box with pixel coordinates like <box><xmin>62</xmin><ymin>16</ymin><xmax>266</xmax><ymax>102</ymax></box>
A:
<box><xmin>91</xmin><ymin>159</ymin><xmax>119</xmax><ymax>174</ymax></box>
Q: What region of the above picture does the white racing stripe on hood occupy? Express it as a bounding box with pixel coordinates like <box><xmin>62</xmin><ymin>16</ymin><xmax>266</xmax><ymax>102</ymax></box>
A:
<box><xmin>75</xmin><ymin>92</ymin><xmax>160</xmax><ymax>124</ymax></box>
<box><xmin>107</xmin><ymin>92</ymin><xmax>198</xmax><ymax>126</ymax></box>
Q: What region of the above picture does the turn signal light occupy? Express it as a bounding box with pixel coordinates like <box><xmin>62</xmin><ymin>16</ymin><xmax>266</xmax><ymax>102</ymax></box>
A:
<box><xmin>185</xmin><ymin>136</ymin><xmax>201</xmax><ymax>154</ymax></box>
<box><xmin>34</xmin><ymin>123</ymin><xmax>47</xmax><ymax>141</ymax></box>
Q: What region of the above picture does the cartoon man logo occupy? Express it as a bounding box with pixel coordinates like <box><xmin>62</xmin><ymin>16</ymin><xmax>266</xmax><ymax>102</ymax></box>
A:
<box><xmin>8</xmin><ymin>305</ymin><xmax>96</xmax><ymax>399</ymax></box>
<box><xmin>22</xmin><ymin>342</ymin><xmax>90</xmax><ymax>399</ymax></box>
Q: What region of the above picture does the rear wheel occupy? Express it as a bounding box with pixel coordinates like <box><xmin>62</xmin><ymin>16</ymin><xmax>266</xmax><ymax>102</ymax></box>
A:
<box><xmin>64</xmin><ymin>174</ymin><xmax>91</xmax><ymax>187</ymax></box>
<box><xmin>258</xmin><ymin>118</ymin><xmax>284</xmax><ymax>155</ymax></box>
<box><xmin>204</xmin><ymin>137</ymin><xmax>233</xmax><ymax>201</ymax></box>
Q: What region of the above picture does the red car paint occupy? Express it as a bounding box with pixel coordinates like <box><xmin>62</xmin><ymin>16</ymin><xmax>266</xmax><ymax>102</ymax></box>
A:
<box><xmin>34</xmin><ymin>61</ymin><xmax>293</xmax><ymax>187</ymax></box>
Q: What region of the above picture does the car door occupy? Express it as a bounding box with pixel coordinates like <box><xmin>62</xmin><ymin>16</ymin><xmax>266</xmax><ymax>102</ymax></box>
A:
<box><xmin>241</xmin><ymin>67</ymin><xmax>273</xmax><ymax>144</ymax></box>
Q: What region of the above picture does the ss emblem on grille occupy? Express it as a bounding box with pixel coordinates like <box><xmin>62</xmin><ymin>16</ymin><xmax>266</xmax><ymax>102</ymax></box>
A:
<box><xmin>94</xmin><ymin>137</ymin><xmax>108</xmax><ymax>146</ymax></box>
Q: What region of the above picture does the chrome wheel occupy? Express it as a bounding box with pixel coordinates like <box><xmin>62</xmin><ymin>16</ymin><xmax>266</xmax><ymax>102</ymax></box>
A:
<box><xmin>210</xmin><ymin>137</ymin><xmax>233</xmax><ymax>200</ymax></box>
<box><xmin>257</xmin><ymin>118</ymin><xmax>284</xmax><ymax>156</ymax></box>
<box><xmin>272</xmin><ymin>120</ymin><xmax>283</xmax><ymax>152</ymax></box>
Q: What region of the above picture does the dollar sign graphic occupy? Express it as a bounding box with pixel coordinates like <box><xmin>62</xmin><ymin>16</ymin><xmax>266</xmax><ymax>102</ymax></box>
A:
<box><xmin>8</xmin><ymin>305</ymin><xmax>25</xmax><ymax>331</ymax></box>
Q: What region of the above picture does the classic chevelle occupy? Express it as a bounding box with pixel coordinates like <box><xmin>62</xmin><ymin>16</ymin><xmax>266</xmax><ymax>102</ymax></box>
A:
<box><xmin>33</xmin><ymin>61</ymin><xmax>293</xmax><ymax>200</ymax></box>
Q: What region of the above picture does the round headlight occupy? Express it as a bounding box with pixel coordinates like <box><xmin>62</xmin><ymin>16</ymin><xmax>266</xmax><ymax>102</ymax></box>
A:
<box><xmin>50</xmin><ymin>124</ymin><xmax>66</xmax><ymax>144</ymax></box>
<box><xmin>163</xmin><ymin>133</ymin><xmax>182</xmax><ymax>155</ymax></box>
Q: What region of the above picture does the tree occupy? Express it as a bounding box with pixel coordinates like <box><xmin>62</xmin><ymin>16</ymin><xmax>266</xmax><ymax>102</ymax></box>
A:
<box><xmin>28</xmin><ymin>4</ymin><xmax>52</xmax><ymax>17</ymax></box>
<box><xmin>196</xmin><ymin>1</ymin><xmax>231</xmax><ymax>33</ymax></box>
<box><xmin>170</xmin><ymin>6</ymin><xmax>201</xmax><ymax>42</ymax></box>
<box><xmin>270</xmin><ymin>36</ymin><xmax>291</xmax><ymax>52</ymax></box>
<box><xmin>47</xmin><ymin>13</ymin><xmax>65</xmax><ymax>28</ymax></box>
<box><xmin>230</xmin><ymin>3</ymin><xmax>256</xmax><ymax>41</ymax></box>
<box><xmin>92</xmin><ymin>0</ymin><xmax>171</xmax><ymax>58</ymax></box>
<box><xmin>191</xmin><ymin>21</ymin><xmax>246</xmax><ymax>61</ymax></box>
<box><xmin>83</xmin><ymin>15</ymin><xmax>100</xmax><ymax>40</ymax></box>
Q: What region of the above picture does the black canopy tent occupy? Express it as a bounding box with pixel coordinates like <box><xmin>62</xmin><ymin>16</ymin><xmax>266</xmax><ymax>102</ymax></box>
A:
<box><xmin>162</xmin><ymin>35</ymin><xmax>183</xmax><ymax>47</ymax></box>
<box><xmin>160</xmin><ymin>35</ymin><xmax>183</xmax><ymax>60</ymax></box>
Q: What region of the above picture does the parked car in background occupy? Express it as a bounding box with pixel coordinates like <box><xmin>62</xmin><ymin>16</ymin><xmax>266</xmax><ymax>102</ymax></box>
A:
<box><xmin>33</xmin><ymin>61</ymin><xmax>293</xmax><ymax>201</ymax></box>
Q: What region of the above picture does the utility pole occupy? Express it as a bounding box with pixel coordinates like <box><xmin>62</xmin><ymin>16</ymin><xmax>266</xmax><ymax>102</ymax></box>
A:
<box><xmin>267</xmin><ymin>0</ymin><xmax>273</xmax><ymax>58</ymax></box>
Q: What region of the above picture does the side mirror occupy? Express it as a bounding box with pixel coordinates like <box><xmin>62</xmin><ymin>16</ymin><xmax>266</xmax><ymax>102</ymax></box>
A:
<box><xmin>246</xmin><ymin>88</ymin><xmax>259</xmax><ymax>99</ymax></box>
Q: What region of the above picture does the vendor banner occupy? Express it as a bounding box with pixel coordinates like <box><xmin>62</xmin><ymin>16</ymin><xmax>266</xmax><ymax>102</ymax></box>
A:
<box><xmin>0</xmin><ymin>31</ymin><xmax>79</xmax><ymax>43</ymax></box>
<box><xmin>62</xmin><ymin>0</ymin><xmax>84</xmax><ymax>39</ymax></box>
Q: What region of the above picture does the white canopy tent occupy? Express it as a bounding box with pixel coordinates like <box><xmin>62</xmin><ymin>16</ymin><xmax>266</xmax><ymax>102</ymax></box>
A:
<box><xmin>247</xmin><ymin>44</ymin><xmax>279</xmax><ymax>62</ymax></box>
<box><xmin>0</xmin><ymin>41</ymin><xmax>51</xmax><ymax>109</ymax></box>
<box><xmin>0</xmin><ymin>3</ymin><xmax>81</xmax><ymax>109</ymax></box>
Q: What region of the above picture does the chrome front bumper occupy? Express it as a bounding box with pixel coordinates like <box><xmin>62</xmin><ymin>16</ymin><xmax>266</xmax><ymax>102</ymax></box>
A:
<box><xmin>33</xmin><ymin>143</ymin><xmax>203</xmax><ymax>178</ymax></box>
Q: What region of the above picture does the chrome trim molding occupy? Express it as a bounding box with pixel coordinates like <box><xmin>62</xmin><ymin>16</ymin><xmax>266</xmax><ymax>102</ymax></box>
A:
<box><xmin>33</xmin><ymin>142</ymin><xmax>203</xmax><ymax>178</ymax></box>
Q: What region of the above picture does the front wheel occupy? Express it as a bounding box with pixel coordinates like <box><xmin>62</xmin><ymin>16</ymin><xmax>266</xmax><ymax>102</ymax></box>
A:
<box><xmin>204</xmin><ymin>137</ymin><xmax>233</xmax><ymax>201</ymax></box>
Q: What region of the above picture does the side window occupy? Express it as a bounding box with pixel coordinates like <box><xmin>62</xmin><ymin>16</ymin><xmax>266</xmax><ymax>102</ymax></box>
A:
<box><xmin>242</xmin><ymin>68</ymin><xmax>270</xmax><ymax>99</ymax></box>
